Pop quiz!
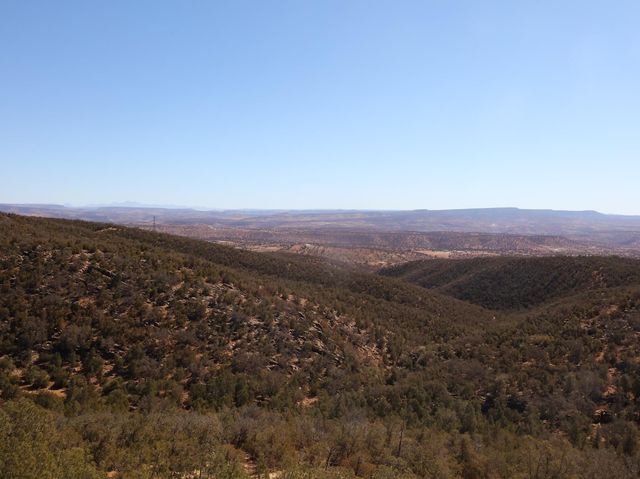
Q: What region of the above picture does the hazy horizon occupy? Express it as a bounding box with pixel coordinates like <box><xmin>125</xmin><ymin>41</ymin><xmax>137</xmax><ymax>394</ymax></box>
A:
<box><xmin>3</xmin><ymin>201</ymin><xmax>640</xmax><ymax>218</ymax></box>
<box><xmin>2</xmin><ymin>1</ymin><xmax>639</xmax><ymax>213</ymax></box>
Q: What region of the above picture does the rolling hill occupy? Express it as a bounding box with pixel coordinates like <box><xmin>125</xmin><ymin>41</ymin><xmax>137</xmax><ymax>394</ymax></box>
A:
<box><xmin>2</xmin><ymin>213</ymin><xmax>640</xmax><ymax>478</ymax></box>
<box><xmin>380</xmin><ymin>256</ymin><xmax>640</xmax><ymax>310</ymax></box>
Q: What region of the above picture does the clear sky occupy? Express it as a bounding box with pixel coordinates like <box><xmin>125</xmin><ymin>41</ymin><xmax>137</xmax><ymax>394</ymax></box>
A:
<box><xmin>1</xmin><ymin>1</ymin><xmax>639</xmax><ymax>213</ymax></box>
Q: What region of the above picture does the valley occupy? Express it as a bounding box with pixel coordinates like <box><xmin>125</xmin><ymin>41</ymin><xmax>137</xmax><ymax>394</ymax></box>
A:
<box><xmin>3</xmin><ymin>204</ymin><xmax>640</xmax><ymax>269</ymax></box>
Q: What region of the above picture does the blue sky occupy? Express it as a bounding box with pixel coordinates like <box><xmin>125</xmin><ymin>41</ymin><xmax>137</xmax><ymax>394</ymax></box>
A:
<box><xmin>1</xmin><ymin>1</ymin><xmax>639</xmax><ymax>213</ymax></box>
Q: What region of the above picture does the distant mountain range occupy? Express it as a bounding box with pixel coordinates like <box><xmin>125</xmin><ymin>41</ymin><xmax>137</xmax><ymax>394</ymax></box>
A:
<box><xmin>2</xmin><ymin>204</ymin><xmax>640</xmax><ymax>246</ymax></box>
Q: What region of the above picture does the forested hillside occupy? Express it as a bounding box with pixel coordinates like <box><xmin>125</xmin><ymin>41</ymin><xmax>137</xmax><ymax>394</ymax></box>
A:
<box><xmin>2</xmin><ymin>213</ymin><xmax>640</xmax><ymax>478</ymax></box>
<box><xmin>381</xmin><ymin>256</ymin><xmax>640</xmax><ymax>310</ymax></box>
